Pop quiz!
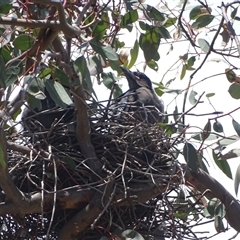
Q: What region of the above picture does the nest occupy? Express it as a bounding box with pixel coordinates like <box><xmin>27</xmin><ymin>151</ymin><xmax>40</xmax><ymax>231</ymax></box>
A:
<box><xmin>1</xmin><ymin>100</ymin><xmax>202</xmax><ymax>239</ymax></box>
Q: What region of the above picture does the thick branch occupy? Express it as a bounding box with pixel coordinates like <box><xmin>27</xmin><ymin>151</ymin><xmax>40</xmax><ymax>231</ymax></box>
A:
<box><xmin>71</xmin><ymin>84</ymin><xmax>102</xmax><ymax>173</ymax></box>
<box><xmin>0</xmin><ymin>125</ymin><xmax>28</xmax><ymax>211</ymax></box>
<box><xmin>58</xmin><ymin>182</ymin><xmax>114</xmax><ymax>239</ymax></box>
<box><xmin>185</xmin><ymin>167</ymin><xmax>240</xmax><ymax>232</ymax></box>
<box><xmin>0</xmin><ymin>188</ymin><xmax>94</xmax><ymax>215</ymax></box>
<box><xmin>0</xmin><ymin>17</ymin><xmax>61</xmax><ymax>29</ymax></box>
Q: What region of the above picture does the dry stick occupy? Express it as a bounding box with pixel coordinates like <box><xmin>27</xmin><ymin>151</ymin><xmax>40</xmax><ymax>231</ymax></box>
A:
<box><xmin>46</xmin><ymin>154</ymin><xmax>57</xmax><ymax>238</ymax></box>
<box><xmin>178</xmin><ymin>0</ymin><xmax>197</xmax><ymax>48</ymax></box>
<box><xmin>76</xmin><ymin>0</ymin><xmax>96</xmax><ymax>25</ymax></box>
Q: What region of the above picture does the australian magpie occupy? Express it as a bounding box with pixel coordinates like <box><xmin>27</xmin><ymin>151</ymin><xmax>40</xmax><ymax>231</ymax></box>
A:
<box><xmin>119</xmin><ymin>67</ymin><xmax>164</xmax><ymax>124</ymax></box>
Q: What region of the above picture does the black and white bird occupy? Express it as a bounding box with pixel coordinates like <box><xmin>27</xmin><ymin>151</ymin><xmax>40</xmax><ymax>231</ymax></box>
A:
<box><xmin>118</xmin><ymin>67</ymin><xmax>164</xmax><ymax>124</ymax></box>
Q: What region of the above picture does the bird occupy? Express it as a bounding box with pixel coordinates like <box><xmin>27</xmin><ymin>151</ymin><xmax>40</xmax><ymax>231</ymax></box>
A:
<box><xmin>118</xmin><ymin>67</ymin><xmax>164</xmax><ymax>124</ymax></box>
<box><xmin>22</xmin><ymin>89</ymin><xmax>74</xmax><ymax>130</ymax></box>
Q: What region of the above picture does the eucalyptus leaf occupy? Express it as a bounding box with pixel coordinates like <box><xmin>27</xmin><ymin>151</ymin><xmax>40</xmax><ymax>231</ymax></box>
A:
<box><xmin>234</xmin><ymin>164</ymin><xmax>240</xmax><ymax>196</ymax></box>
<box><xmin>212</xmin><ymin>150</ymin><xmax>232</xmax><ymax>179</ymax></box>
<box><xmin>183</xmin><ymin>143</ymin><xmax>198</xmax><ymax>172</ymax></box>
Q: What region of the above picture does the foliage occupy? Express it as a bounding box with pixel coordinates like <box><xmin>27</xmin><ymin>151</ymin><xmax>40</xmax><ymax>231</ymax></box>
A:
<box><xmin>0</xmin><ymin>0</ymin><xmax>240</xmax><ymax>239</ymax></box>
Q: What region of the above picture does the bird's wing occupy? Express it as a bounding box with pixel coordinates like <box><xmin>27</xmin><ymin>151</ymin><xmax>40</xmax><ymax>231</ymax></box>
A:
<box><xmin>135</xmin><ymin>87</ymin><xmax>154</xmax><ymax>105</ymax></box>
<box><xmin>136</xmin><ymin>87</ymin><xmax>164</xmax><ymax>112</ymax></box>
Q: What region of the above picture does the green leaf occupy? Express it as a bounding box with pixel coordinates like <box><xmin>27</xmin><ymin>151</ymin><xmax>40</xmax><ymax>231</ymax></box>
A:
<box><xmin>189</xmin><ymin>5</ymin><xmax>204</xmax><ymax>20</ymax></box>
<box><xmin>228</xmin><ymin>83</ymin><xmax>240</xmax><ymax>99</ymax></box>
<box><xmin>158</xmin><ymin>123</ymin><xmax>177</xmax><ymax>135</ymax></box>
<box><xmin>152</xmin><ymin>51</ymin><xmax>160</xmax><ymax>61</ymax></box>
<box><xmin>90</xmin><ymin>41</ymin><xmax>119</xmax><ymax>61</ymax></box>
<box><xmin>192</xmin><ymin>133</ymin><xmax>217</xmax><ymax>141</ymax></box>
<box><xmin>215</xmin><ymin>203</ymin><xmax>225</xmax><ymax>218</ymax></box>
<box><xmin>139</xmin><ymin>27</ymin><xmax>161</xmax><ymax>62</ymax></box>
<box><xmin>206</xmin><ymin>93</ymin><xmax>215</xmax><ymax>98</ymax></box>
<box><xmin>180</xmin><ymin>64</ymin><xmax>186</xmax><ymax>80</ymax></box>
<box><xmin>26</xmin><ymin>92</ymin><xmax>42</xmax><ymax>111</ymax></box>
<box><xmin>13</xmin><ymin>34</ymin><xmax>34</xmax><ymax>51</ymax></box>
<box><xmin>163</xmin><ymin>17</ymin><xmax>177</xmax><ymax>28</ymax></box>
<box><xmin>158</xmin><ymin>26</ymin><xmax>171</xmax><ymax>39</ymax></box>
<box><xmin>187</xmin><ymin>56</ymin><xmax>196</xmax><ymax>67</ymax></box>
<box><xmin>53</xmin><ymin>68</ymin><xmax>70</xmax><ymax>87</ymax></box>
<box><xmin>183</xmin><ymin>143</ymin><xmax>198</xmax><ymax>172</ymax></box>
<box><xmin>102</xmin><ymin>72</ymin><xmax>116</xmax><ymax>89</ymax></box>
<box><xmin>146</xmin><ymin>60</ymin><xmax>158</xmax><ymax>71</ymax></box>
<box><xmin>202</xmin><ymin>121</ymin><xmax>211</xmax><ymax>140</ymax></box>
<box><xmin>127</xmin><ymin>40</ymin><xmax>139</xmax><ymax>69</ymax></box>
<box><xmin>154</xmin><ymin>83</ymin><xmax>165</xmax><ymax>97</ymax></box>
<box><xmin>198</xmin><ymin>38</ymin><xmax>210</xmax><ymax>53</ymax></box>
<box><xmin>0</xmin><ymin>46</ymin><xmax>12</xmax><ymax>62</ymax></box>
<box><xmin>145</xmin><ymin>5</ymin><xmax>165</xmax><ymax>21</ymax></box>
<box><xmin>0</xmin><ymin>4</ymin><xmax>12</xmax><ymax>14</ymax></box>
<box><xmin>231</xmin><ymin>7</ymin><xmax>238</xmax><ymax>19</ymax></box>
<box><xmin>92</xmin><ymin>13</ymin><xmax>108</xmax><ymax>40</ymax></box>
<box><xmin>232</xmin><ymin>119</ymin><xmax>240</xmax><ymax>136</ymax></box>
<box><xmin>0</xmin><ymin>56</ymin><xmax>7</xmax><ymax>88</ymax></box>
<box><xmin>38</xmin><ymin>68</ymin><xmax>52</xmax><ymax>79</ymax></box>
<box><xmin>6</xmin><ymin>66</ymin><xmax>20</xmax><ymax>87</ymax></box>
<box><xmin>139</xmin><ymin>21</ymin><xmax>148</xmax><ymax>31</ymax></box>
<box><xmin>235</xmin><ymin>16</ymin><xmax>240</xmax><ymax>21</ymax></box>
<box><xmin>212</xmin><ymin>150</ymin><xmax>232</xmax><ymax>179</ymax></box>
<box><xmin>173</xmin><ymin>105</ymin><xmax>178</xmax><ymax>122</ymax></box>
<box><xmin>225</xmin><ymin>69</ymin><xmax>236</xmax><ymax>83</ymax></box>
<box><xmin>121</xmin><ymin>229</ymin><xmax>144</xmax><ymax>240</ymax></box>
<box><xmin>207</xmin><ymin>198</ymin><xmax>218</xmax><ymax>217</ymax></box>
<box><xmin>74</xmin><ymin>56</ymin><xmax>93</xmax><ymax>95</ymax></box>
<box><xmin>102</xmin><ymin>72</ymin><xmax>122</xmax><ymax>98</ymax></box>
<box><xmin>26</xmin><ymin>75</ymin><xmax>45</xmax><ymax>95</ymax></box>
<box><xmin>234</xmin><ymin>164</ymin><xmax>240</xmax><ymax>196</ymax></box>
<box><xmin>213</xmin><ymin>121</ymin><xmax>223</xmax><ymax>133</ymax></box>
<box><xmin>189</xmin><ymin>90</ymin><xmax>197</xmax><ymax>105</ymax></box>
<box><xmin>214</xmin><ymin>216</ymin><xmax>225</xmax><ymax>233</ymax></box>
<box><xmin>45</xmin><ymin>79</ymin><xmax>73</xmax><ymax>108</ymax></box>
<box><xmin>192</xmin><ymin>15</ymin><xmax>214</xmax><ymax>29</ymax></box>
<box><xmin>120</xmin><ymin>9</ymin><xmax>138</xmax><ymax>29</ymax></box>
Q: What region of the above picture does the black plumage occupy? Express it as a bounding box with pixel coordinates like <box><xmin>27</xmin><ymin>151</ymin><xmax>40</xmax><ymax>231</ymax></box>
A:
<box><xmin>119</xmin><ymin>67</ymin><xmax>164</xmax><ymax>124</ymax></box>
<box><xmin>22</xmin><ymin>90</ymin><xmax>74</xmax><ymax>130</ymax></box>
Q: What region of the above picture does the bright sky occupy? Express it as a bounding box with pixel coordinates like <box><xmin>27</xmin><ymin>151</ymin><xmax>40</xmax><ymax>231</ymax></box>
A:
<box><xmin>93</xmin><ymin>0</ymin><xmax>240</xmax><ymax>239</ymax></box>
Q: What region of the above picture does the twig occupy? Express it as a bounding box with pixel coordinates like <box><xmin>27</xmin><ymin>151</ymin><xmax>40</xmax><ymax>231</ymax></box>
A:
<box><xmin>190</xmin><ymin>16</ymin><xmax>224</xmax><ymax>80</ymax></box>
<box><xmin>177</xmin><ymin>92</ymin><xmax>205</xmax><ymax>124</ymax></box>
<box><xmin>221</xmin><ymin>2</ymin><xmax>240</xmax><ymax>56</ymax></box>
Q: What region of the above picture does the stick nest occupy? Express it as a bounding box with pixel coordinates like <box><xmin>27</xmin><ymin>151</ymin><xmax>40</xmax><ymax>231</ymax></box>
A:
<box><xmin>1</xmin><ymin>101</ymin><xmax>198</xmax><ymax>239</ymax></box>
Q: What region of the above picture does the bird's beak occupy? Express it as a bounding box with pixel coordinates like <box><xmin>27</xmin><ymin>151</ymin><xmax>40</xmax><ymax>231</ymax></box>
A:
<box><xmin>120</xmin><ymin>66</ymin><xmax>138</xmax><ymax>89</ymax></box>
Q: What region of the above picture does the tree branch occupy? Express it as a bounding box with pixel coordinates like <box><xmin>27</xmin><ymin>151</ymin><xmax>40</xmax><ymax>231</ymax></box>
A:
<box><xmin>0</xmin><ymin>122</ymin><xmax>28</xmax><ymax>212</ymax></box>
<box><xmin>185</xmin><ymin>166</ymin><xmax>240</xmax><ymax>232</ymax></box>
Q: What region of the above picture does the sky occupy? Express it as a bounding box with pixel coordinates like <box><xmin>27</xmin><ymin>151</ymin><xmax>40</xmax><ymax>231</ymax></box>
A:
<box><xmin>93</xmin><ymin>0</ymin><xmax>240</xmax><ymax>239</ymax></box>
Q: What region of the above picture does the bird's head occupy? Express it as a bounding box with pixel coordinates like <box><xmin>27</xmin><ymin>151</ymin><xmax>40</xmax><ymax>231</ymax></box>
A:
<box><xmin>120</xmin><ymin>67</ymin><xmax>153</xmax><ymax>90</ymax></box>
